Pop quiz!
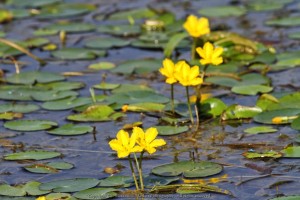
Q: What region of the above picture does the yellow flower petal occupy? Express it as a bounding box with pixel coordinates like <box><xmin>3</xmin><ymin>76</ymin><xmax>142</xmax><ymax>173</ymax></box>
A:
<box><xmin>36</xmin><ymin>197</ymin><xmax>46</xmax><ymax>200</ymax></box>
<box><xmin>197</xmin><ymin>42</ymin><xmax>224</xmax><ymax>66</ymax></box>
<box><xmin>145</xmin><ymin>127</ymin><xmax>158</xmax><ymax>144</ymax></box>
<box><xmin>150</xmin><ymin>139</ymin><xmax>166</xmax><ymax>147</ymax></box>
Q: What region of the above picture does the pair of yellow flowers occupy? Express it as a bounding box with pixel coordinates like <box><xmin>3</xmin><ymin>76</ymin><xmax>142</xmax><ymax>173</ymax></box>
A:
<box><xmin>160</xmin><ymin>42</ymin><xmax>223</xmax><ymax>86</ymax></box>
<box><xmin>109</xmin><ymin>127</ymin><xmax>166</xmax><ymax>158</ymax></box>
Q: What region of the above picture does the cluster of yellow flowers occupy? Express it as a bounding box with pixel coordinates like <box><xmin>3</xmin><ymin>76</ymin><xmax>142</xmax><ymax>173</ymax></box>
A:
<box><xmin>109</xmin><ymin>127</ymin><xmax>166</xmax><ymax>158</ymax></box>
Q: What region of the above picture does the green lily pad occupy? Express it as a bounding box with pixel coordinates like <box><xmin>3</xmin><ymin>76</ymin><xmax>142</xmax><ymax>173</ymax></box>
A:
<box><xmin>108</xmin><ymin>8</ymin><xmax>156</xmax><ymax>20</ymax></box>
<box><xmin>40</xmin><ymin>178</ymin><xmax>100</xmax><ymax>193</ymax></box>
<box><xmin>31</xmin><ymin>90</ymin><xmax>78</xmax><ymax>101</ymax></box>
<box><xmin>88</xmin><ymin>62</ymin><xmax>116</xmax><ymax>70</ymax></box>
<box><xmin>244</xmin><ymin>126</ymin><xmax>277</xmax><ymax>134</ymax></box>
<box><xmin>67</xmin><ymin>105</ymin><xmax>124</xmax><ymax>122</ymax></box>
<box><xmin>23</xmin><ymin>181</ymin><xmax>50</xmax><ymax>196</ymax></box>
<box><xmin>253</xmin><ymin>108</ymin><xmax>300</xmax><ymax>124</ymax></box>
<box><xmin>98</xmin><ymin>176</ymin><xmax>133</xmax><ymax>188</ymax></box>
<box><xmin>151</xmin><ymin>161</ymin><xmax>223</xmax><ymax>178</ymax></box>
<box><xmin>6</xmin><ymin>0</ymin><xmax>61</xmax><ymax>8</ymax></box>
<box><xmin>124</xmin><ymin>102</ymin><xmax>165</xmax><ymax>113</ymax></box>
<box><xmin>111</xmin><ymin>59</ymin><xmax>162</xmax><ymax>75</ymax></box>
<box><xmin>221</xmin><ymin>105</ymin><xmax>262</xmax><ymax>120</ymax></box>
<box><xmin>266</xmin><ymin>17</ymin><xmax>300</xmax><ymax>27</ymax></box>
<box><xmin>38</xmin><ymin>3</ymin><xmax>96</xmax><ymax>19</ymax></box>
<box><xmin>281</xmin><ymin>146</ymin><xmax>300</xmax><ymax>158</ymax></box>
<box><xmin>84</xmin><ymin>37</ymin><xmax>130</xmax><ymax>49</ymax></box>
<box><xmin>46</xmin><ymin>193</ymin><xmax>73</xmax><ymax>200</ymax></box>
<box><xmin>24</xmin><ymin>162</ymin><xmax>74</xmax><ymax>173</ymax></box>
<box><xmin>291</xmin><ymin>116</ymin><xmax>300</xmax><ymax>130</ymax></box>
<box><xmin>0</xmin><ymin>103</ymin><xmax>39</xmax><ymax>113</ymax></box>
<box><xmin>247</xmin><ymin>0</ymin><xmax>292</xmax><ymax>11</ymax></box>
<box><xmin>47</xmin><ymin>124</ymin><xmax>93</xmax><ymax>136</ymax></box>
<box><xmin>93</xmin><ymin>83</ymin><xmax>120</xmax><ymax>90</ymax></box>
<box><xmin>243</xmin><ymin>150</ymin><xmax>282</xmax><ymax>159</ymax></box>
<box><xmin>0</xmin><ymin>112</ymin><xmax>22</xmax><ymax>120</ymax></box>
<box><xmin>231</xmin><ymin>84</ymin><xmax>273</xmax><ymax>95</ymax></box>
<box><xmin>51</xmin><ymin>48</ymin><xmax>104</xmax><ymax>60</ymax></box>
<box><xmin>270</xmin><ymin>196</ymin><xmax>300</xmax><ymax>200</ymax></box>
<box><xmin>97</xmin><ymin>24</ymin><xmax>141</xmax><ymax>37</ymax></box>
<box><xmin>4</xmin><ymin>151</ymin><xmax>61</xmax><ymax>160</ymax></box>
<box><xmin>73</xmin><ymin>188</ymin><xmax>118</xmax><ymax>200</ymax></box>
<box><xmin>4</xmin><ymin>120</ymin><xmax>57</xmax><ymax>131</ymax></box>
<box><xmin>288</xmin><ymin>32</ymin><xmax>300</xmax><ymax>40</ymax></box>
<box><xmin>44</xmin><ymin>22</ymin><xmax>95</xmax><ymax>33</ymax></box>
<box><xmin>201</xmin><ymin>98</ymin><xmax>227</xmax><ymax>118</ymax></box>
<box><xmin>266</xmin><ymin>92</ymin><xmax>300</xmax><ymax>110</ymax></box>
<box><xmin>0</xmin><ymin>9</ymin><xmax>12</xmax><ymax>23</ymax></box>
<box><xmin>256</xmin><ymin>94</ymin><xmax>279</xmax><ymax>111</ymax></box>
<box><xmin>42</xmin><ymin>97</ymin><xmax>93</xmax><ymax>110</ymax></box>
<box><xmin>37</xmin><ymin>81</ymin><xmax>85</xmax><ymax>91</ymax></box>
<box><xmin>0</xmin><ymin>185</ymin><xmax>26</xmax><ymax>197</ymax></box>
<box><xmin>33</xmin><ymin>29</ymin><xmax>58</xmax><ymax>36</ymax></box>
<box><xmin>154</xmin><ymin>125</ymin><xmax>189</xmax><ymax>136</ymax></box>
<box><xmin>6</xmin><ymin>71</ymin><xmax>65</xmax><ymax>84</ymax></box>
<box><xmin>143</xmin><ymin>175</ymin><xmax>179</xmax><ymax>188</ymax></box>
<box><xmin>198</xmin><ymin>6</ymin><xmax>247</xmax><ymax>17</ymax></box>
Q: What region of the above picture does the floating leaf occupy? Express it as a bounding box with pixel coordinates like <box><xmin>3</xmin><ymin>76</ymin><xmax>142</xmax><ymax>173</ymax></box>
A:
<box><xmin>37</xmin><ymin>81</ymin><xmax>85</xmax><ymax>91</ymax></box>
<box><xmin>243</xmin><ymin>150</ymin><xmax>282</xmax><ymax>159</ymax></box>
<box><xmin>40</xmin><ymin>178</ymin><xmax>100</xmax><ymax>193</ymax></box>
<box><xmin>73</xmin><ymin>188</ymin><xmax>118</xmax><ymax>200</ymax></box>
<box><xmin>247</xmin><ymin>0</ymin><xmax>291</xmax><ymax>11</ymax></box>
<box><xmin>291</xmin><ymin>116</ymin><xmax>300</xmax><ymax>130</ymax></box>
<box><xmin>51</xmin><ymin>48</ymin><xmax>104</xmax><ymax>60</ymax></box>
<box><xmin>46</xmin><ymin>193</ymin><xmax>73</xmax><ymax>200</ymax></box>
<box><xmin>42</xmin><ymin>97</ymin><xmax>92</xmax><ymax>110</ymax></box>
<box><xmin>201</xmin><ymin>98</ymin><xmax>227</xmax><ymax>118</ymax></box>
<box><xmin>108</xmin><ymin>8</ymin><xmax>156</xmax><ymax>20</ymax></box>
<box><xmin>47</xmin><ymin>124</ymin><xmax>93</xmax><ymax>136</ymax></box>
<box><xmin>266</xmin><ymin>92</ymin><xmax>300</xmax><ymax>110</ymax></box>
<box><xmin>31</xmin><ymin>90</ymin><xmax>78</xmax><ymax>101</ymax></box>
<box><xmin>98</xmin><ymin>176</ymin><xmax>133</xmax><ymax>188</ymax></box>
<box><xmin>144</xmin><ymin>175</ymin><xmax>179</xmax><ymax>188</ymax></box>
<box><xmin>281</xmin><ymin>146</ymin><xmax>300</xmax><ymax>158</ymax></box>
<box><xmin>4</xmin><ymin>151</ymin><xmax>61</xmax><ymax>161</ymax></box>
<box><xmin>23</xmin><ymin>181</ymin><xmax>50</xmax><ymax>196</ymax></box>
<box><xmin>266</xmin><ymin>17</ymin><xmax>300</xmax><ymax>27</ymax></box>
<box><xmin>256</xmin><ymin>94</ymin><xmax>279</xmax><ymax>111</ymax></box>
<box><xmin>0</xmin><ymin>184</ymin><xmax>26</xmax><ymax>197</ymax></box>
<box><xmin>221</xmin><ymin>105</ymin><xmax>262</xmax><ymax>120</ymax></box>
<box><xmin>198</xmin><ymin>6</ymin><xmax>247</xmax><ymax>17</ymax></box>
<box><xmin>151</xmin><ymin>161</ymin><xmax>222</xmax><ymax>178</ymax></box>
<box><xmin>6</xmin><ymin>0</ymin><xmax>61</xmax><ymax>8</ymax></box>
<box><xmin>6</xmin><ymin>71</ymin><xmax>64</xmax><ymax>84</ymax></box>
<box><xmin>88</xmin><ymin>62</ymin><xmax>116</xmax><ymax>70</ymax></box>
<box><xmin>154</xmin><ymin>125</ymin><xmax>189</xmax><ymax>136</ymax></box>
<box><xmin>4</xmin><ymin>120</ymin><xmax>57</xmax><ymax>131</ymax></box>
<box><xmin>93</xmin><ymin>83</ymin><xmax>120</xmax><ymax>90</ymax></box>
<box><xmin>244</xmin><ymin>126</ymin><xmax>277</xmax><ymax>134</ymax></box>
<box><xmin>111</xmin><ymin>59</ymin><xmax>162</xmax><ymax>75</ymax></box>
<box><xmin>24</xmin><ymin>162</ymin><xmax>73</xmax><ymax>174</ymax></box>
<box><xmin>0</xmin><ymin>103</ymin><xmax>39</xmax><ymax>113</ymax></box>
<box><xmin>124</xmin><ymin>102</ymin><xmax>165</xmax><ymax>113</ymax></box>
<box><xmin>253</xmin><ymin>108</ymin><xmax>300</xmax><ymax>124</ymax></box>
<box><xmin>97</xmin><ymin>24</ymin><xmax>141</xmax><ymax>37</ymax></box>
<box><xmin>270</xmin><ymin>196</ymin><xmax>300</xmax><ymax>200</ymax></box>
<box><xmin>84</xmin><ymin>37</ymin><xmax>130</xmax><ymax>49</ymax></box>
<box><xmin>44</xmin><ymin>22</ymin><xmax>95</xmax><ymax>33</ymax></box>
<box><xmin>67</xmin><ymin>105</ymin><xmax>124</xmax><ymax>122</ymax></box>
<box><xmin>231</xmin><ymin>84</ymin><xmax>273</xmax><ymax>95</ymax></box>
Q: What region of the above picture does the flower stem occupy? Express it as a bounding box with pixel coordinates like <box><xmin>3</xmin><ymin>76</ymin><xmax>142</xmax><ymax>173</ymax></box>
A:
<box><xmin>191</xmin><ymin>37</ymin><xmax>197</xmax><ymax>60</ymax></box>
<box><xmin>128</xmin><ymin>155</ymin><xmax>139</xmax><ymax>191</ymax></box>
<box><xmin>171</xmin><ymin>84</ymin><xmax>175</xmax><ymax>114</ymax></box>
<box><xmin>186</xmin><ymin>86</ymin><xmax>194</xmax><ymax>124</ymax></box>
<box><xmin>134</xmin><ymin>153</ymin><xmax>144</xmax><ymax>191</ymax></box>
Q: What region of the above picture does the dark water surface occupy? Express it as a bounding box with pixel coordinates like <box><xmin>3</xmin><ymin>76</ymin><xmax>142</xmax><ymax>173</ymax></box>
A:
<box><xmin>1</xmin><ymin>0</ymin><xmax>300</xmax><ymax>200</ymax></box>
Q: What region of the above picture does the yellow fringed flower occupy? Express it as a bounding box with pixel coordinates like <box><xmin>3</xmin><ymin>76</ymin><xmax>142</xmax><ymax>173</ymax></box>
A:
<box><xmin>159</xmin><ymin>58</ymin><xmax>183</xmax><ymax>84</ymax></box>
<box><xmin>183</xmin><ymin>15</ymin><xmax>210</xmax><ymax>38</ymax></box>
<box><xmin>196</xmin><ymin>42</ymin><xmax>224</xmax><ymax>66</ymax></box>
<box><xmin>174</xmin><ymin>61</ymin><xmax>203</xmax><ymax>86</ymax></box>
<box><xmin>36</xmin><ymin>197</ymin><xmax>46</xmax><ymax>200</ymax></box>
<box><xmin>133</xmin><ymin>127</ymin><xmax>166</xmax><ymax>154</ymax></box>
<box><xmin>109</xmin><ymin>130</ymin><xmax>143</xmax><ymax>158</ymax></box>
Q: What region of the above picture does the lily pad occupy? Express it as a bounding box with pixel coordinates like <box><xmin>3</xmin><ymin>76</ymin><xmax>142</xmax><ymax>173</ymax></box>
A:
<box><xmin>6</xmin><ymin>71</ymin><xmax>64</xmax><ymax>84</ymax></box>
<box><xmin>44</xmin><ymin>22</ymin><xmax>95</xmax><ymax>33</ymax></box>
<box><xmin>0</xmin><ymin>103</ymin><xmax>39</xmax><ymax>113</ymax></box>
<box><xmin>154</xmin><ymin>125</ymin><xmax>189</xmax><ymax>136</ymax></box>
<box><xmin>4</xmin><ymin>151</ymin><xmax>61</xmax><ymax>160</ymax></box>
<box><xmin>24</xmin><ymin>162</ymin><xmax>74</xmax><ymax>173</ymax></box>
<box><xmin>23</xmin><ymin>181</ymin><xmax>50</xmax><ymax>196</ymax></box>
<box><xmin>47</xmin><ymin>124</ymin><xmax>93</xmax><ymax>136</ymax></box>
<box><xmin>4</xmin><ymin>120</ymin><xmax>57</xmax><ymax>131</ymax></box>
<box><xmin>266</xmin><ymin>17</ymin><xmax>300</xmax><ymax>27</ymax></box>
<box><xmin>124</xmin><ymin>102</ymin><xmax>165</xmax><ymax>113</ymax></box>
<box><xmin>42</xmin><ymin>97</ymin><xmax>93</xmax><ymax>110</ymax></box>
<box><xmin>270</xmin><ymin>196</ymin><xmax>300</xmax><ymax>200</ymax></box>
<box><xmin>40</xmin><ymin>178</ymin><xmax>100</xmax><ymax>193</ymax></box>
<box><xmin>253</xmin><ymin>108</ymin><xmax>300</xmax><ymax>124</ymax></box>
<box><xmin>37</xmin><ymin>81</ymin><xmax>85</xmax><ymax>91</ymax></box>
<box><xmin>67</xmin><ymin>105</ymin><xmax>124</xmax><ymax>122</ymax></box>
<box><xmin>73</xmin><ymin>188</ymin><xmax>118</xmax><ymax>200</ymax></box>
<box><xmin>88</xmin><ymin>62</ymin><xmax>116</xmax><ymax>70</ymax></box>
<box><xmin>93</xmin><ymin>83</ymin><xmax>120</xmax><ymax>90</ymax></box>
<box><xmin>291</xmin><ymin>116</ymin><xmax>300</xmax><ymax>130</ymax></box>
<box><xmin>51</xmin><ymin>48</ymin><xmax>105</xmax><ymax>60</ymax></box>
<box><xmin>97</xmin><ymin>24</ymin><xmax>141</xmax><ymax>37</ymax></box>
<box><xmin>98</xmin><ymin>176</ymin><xmax>133</xmax><ymax>188</ymax></box>
<box><xmin>108</xmin><ymin>8</ymin><xmax>156</xmax><ymax>20</ymax></box>
<box><xmin>45</xmin><ymin>193</ymin><xmax>74</xmax><ymax>200</ymax></box>
<box><xmin>201</xmin><ymin>98</ymin><xmax>227</xmax><ymax>118</ymax></box>
<box><xmin>84</xmin><ymin>37</ymin><xmax>130</xmax><ymax>49</ymax></box>
<box><xmin>0</xmin><ymin>184</ymin><xmax>26</xmax><ymax>197</ymax></box>
<box><xmin>281</xmin><ymin>146</ymin><xmax>300</xmax><ymax>158</ymax></box>
<box><xmin>144</xmin><ymin>175</ymin><xmax>179</xmax><ymax>188</ymax></box>
<box><xmin>231</xmin><ymin>84</ymin><xmax>273</xmax><ymax>95</ymax></box>
<box><xmin>31</xmin><ymin>90</ymin><xmax>78</xmax><ymax>101</ymax></box>
<box><xmin>221</xmin><ymin>105</ymin><xmax>262</xmax><ymax>120</ymax></box>
<box><xmin>111</xmin><ymin>59</ymin><xmax>162</xmax><ymax>75</ymax></box>
<box><xmin>6</xmin><ymin>0</ymin><xmax>61</xmax><ymax>8</ymax></box>
<box><xmin>244</xmin><ymin>126</ymin><xmax>277</xmax><ymax>134</ymax></box>
<box><xmin>243</xmin><ymin>150</ymin><xmax>282</xmax><ymax>159</ymax></box>
<box><xmin>198</xmin><ymin>6</ymin><xmax>247</xmax><ymax>17</ymax></box>
<box><xmin>151</xmin><ymin>161</ymin><xmax>223</xmax><ymax>178</ymax></box>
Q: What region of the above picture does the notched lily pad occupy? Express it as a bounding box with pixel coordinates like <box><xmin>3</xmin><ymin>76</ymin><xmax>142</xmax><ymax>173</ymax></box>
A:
<box><xmin>281</xmin><ymin>146</ymin><xmax>300</xmax><ymax>158</ymax></box>
<box><xmin>4</xmin><ymin>120</ymin><xmax>57</xmax><ymax>131</ymax></box>
<box><xmin>47</xmin><ymin>124</ymin><xmax>93</xmax><ymax>136</ymax></box>
<box><xmin>84</xmin><ymin>37</ymin><xmax>130</xmax><ymax>49</ymax></box>
<box><xmin>24</xmin><ymin>161</ymin><xmax>74</xmax><ymax>173</ymax></box>
<box><xmin>6</xmin><ymin>71</ymin><xmax>65</xmax><ymax>84</ymax></box>
<box><xmin>98</xmin><ymin>176</ymin><xmax>133</xmax><ymax>188</ymax></box>
<box><xmin>0</xmin><ymin>103</ymin><xmax>39</xmax><ymax>113</ymax></box>
<box><xmin>73</xmin><ymin>188</ymin><xmax>118</xmax><ymax>200</ymax></box>
<box><xmin>199</xmin><ymin>6</ymin><xmax>247</xmax><ymax>17</ymax></box>
<box><xmin>151</xmin><ymin>161</ymin><xmax>223</xmax><ymax>178</ymax></box>
<box><xmin>154</xmin><ymin>125</ymin><xmax>189</xmax><ymax>136</ymax></box>
<box><xmin>51</xmin><ymin>48</ymin><xmax>105</xmax><ymax>60</ymax></box>
<box><xmin>253</xmin><ymin>108</ymin><xmax>300</xmax><ymax>124</ymax></box>
<box><xmin>243</xmin><ymin>150</ymin><xmax>282</xmax><ymax>159</ymax></box>
<box><xmin>244</xmin><ymin>126</ymin><xmax>277</xmax><ymax>134</ymax></box>
<box><xmin>231</xmin><ymin>84</ymin><xmax>273</xmax><ymax>95</ymax></box>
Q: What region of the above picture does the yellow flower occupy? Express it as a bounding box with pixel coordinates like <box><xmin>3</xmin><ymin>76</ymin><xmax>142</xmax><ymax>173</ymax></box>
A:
<box><xmin>109</xmin><ymin>130</ymin><xmax>143</xmax><ymax>158</ymax></box>
<box><xmin>196</xmin><ymin>42</ymin><xmax>224</xmax><ymax>66</ymax></box>
<box><xmin>159</xmin><ymin>59</ymin><xmax>180</xmax><ymax>84</ymax></box>
<box><xmin>174</xmin><ymin>61</ymin><xmax>203</xmax><ymax>86</ymax></box>
<box><xmin>133</xmin><ymin>127</ymin><xmax>166</xmax><ymax>154</ymax></box>
<box><xmin>36</xmin><ymin>197</ymin><xmax>46</xmax><ymax>200</ymax></box>
<box><xmin>183</xmin><ymin>15</ymin><xmax>210</xmax><ymax>38</ymax></box>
